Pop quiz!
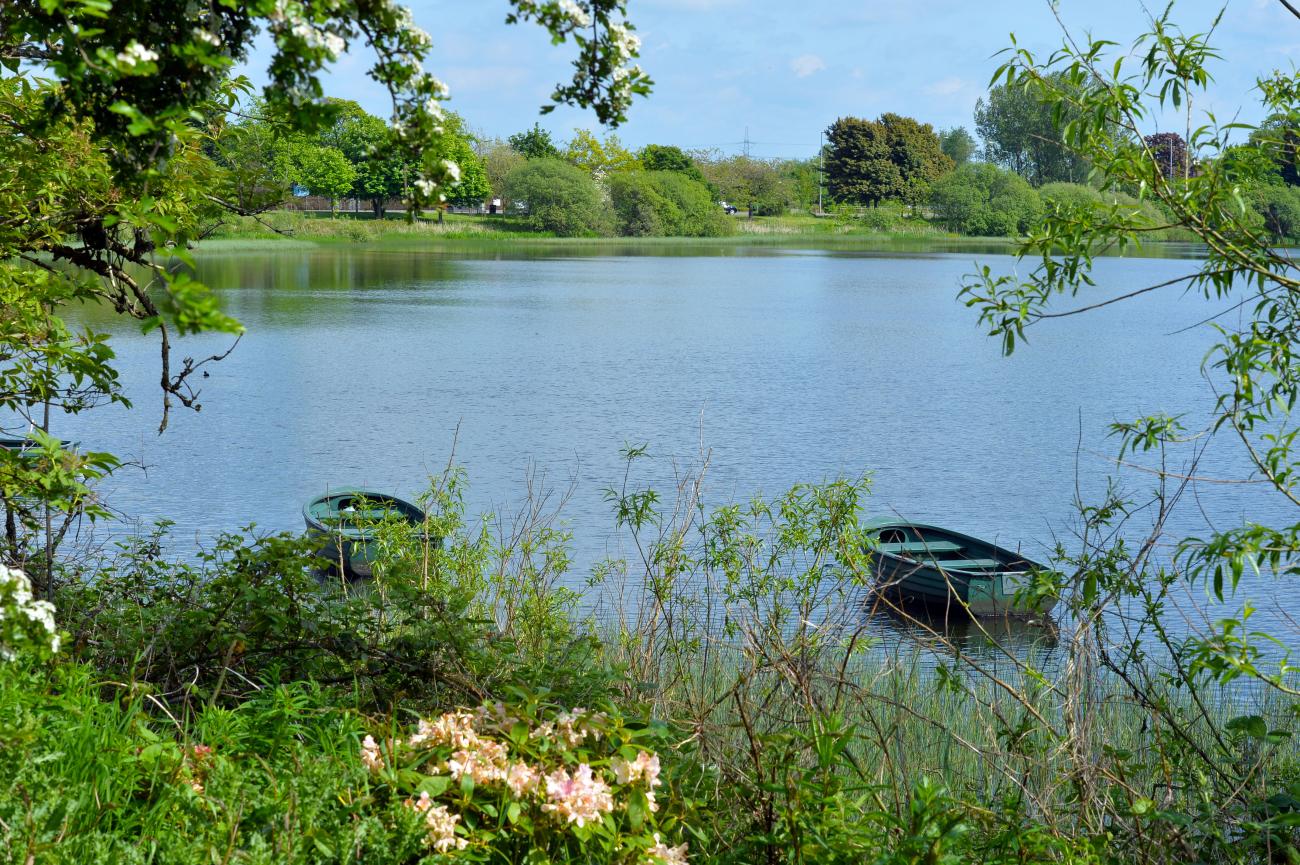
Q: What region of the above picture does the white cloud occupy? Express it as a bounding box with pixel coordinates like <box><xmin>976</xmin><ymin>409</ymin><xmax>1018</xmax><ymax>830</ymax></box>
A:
<box><xmin>924</xmin><ymin>76</ymin><xmax>966</xmax><ymax>96</ymax></box>
<box><xmin>790</xmin><ymin>53</ymin><xmax>827</xmax><ymax>78</ymax></box>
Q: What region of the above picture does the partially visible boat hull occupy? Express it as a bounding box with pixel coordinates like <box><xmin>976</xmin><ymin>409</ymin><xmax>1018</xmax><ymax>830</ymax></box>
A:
<box><xmin>866</xmin><ymin>520</ymin><xmax>1055</xmax><ymax>617</ymax></box>
<box><xmin>303</xmin><ymin>488</ymin><xmax>434</xmax><ymax>581</ymax></box>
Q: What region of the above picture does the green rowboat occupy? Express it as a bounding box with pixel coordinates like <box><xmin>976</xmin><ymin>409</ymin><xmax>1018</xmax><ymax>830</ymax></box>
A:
<box><xmin>865</xmin><ymin>519</ymin><xmax>1054</xmax><ymax>616</ymax></box>
<box><xmin>303</xmin><ymin>488</ymin><xmax>433</xmax><ymax>580</ymax></box>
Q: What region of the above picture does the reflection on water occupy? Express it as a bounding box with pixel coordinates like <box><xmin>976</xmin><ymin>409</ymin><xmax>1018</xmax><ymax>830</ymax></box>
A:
<box><xmin>864</xmin><ymin>592</ymin><xmax>1060</xmax><ymax>662</ymax></box>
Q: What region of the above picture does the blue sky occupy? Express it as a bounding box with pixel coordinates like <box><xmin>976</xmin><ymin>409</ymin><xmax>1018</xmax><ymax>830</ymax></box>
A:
<box><xmin>239</xmin><ymin>0</ymin><xmax>1300</xmax><ymax>159</ymax></box>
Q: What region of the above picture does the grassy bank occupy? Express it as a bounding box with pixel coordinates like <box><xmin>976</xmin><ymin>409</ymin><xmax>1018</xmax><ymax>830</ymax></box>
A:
<box><xmin>196</xmin><ymin>209</ymin><xmax>1209</xmax><ymax>259</ymax></box>
<box><xmin>4</xmin><ymin>471</ymin><xmax>1297</xmax><ymax>863</ymax></box>
<box><xmin>203</xmin><ymin>207</ymin><xmax>970</xmax><ymax>245</ymax></box>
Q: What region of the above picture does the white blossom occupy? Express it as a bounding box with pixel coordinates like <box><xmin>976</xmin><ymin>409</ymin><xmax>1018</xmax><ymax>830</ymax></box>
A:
<box><xmin>0</xmin><ymin>565</ymin><xmax>60</xmax><ymax>660</ymax></box>
<box><xmin>116</xmin><ymin>41</ymin><xmax>160</xmax><ymax>68</ymax></box>
<box><xmin>608</xmin><ymin>22</ymin><xmax>641</xmax><ymax>60</ymax></box>
<box><xmin>193</xmin><ymin>29</ymin><xmax>222</xmax><ymax>47</ymax></box>
<box><xmin>558</xmin><ymin>0</ymin><xmax>592</xmax><ymax>28</ymax></box>
<box><xmin>442</xmin><ymin>160</ymin><xmax>461</xmax><ymax>183</ymax></box>
<box><xmin>414</xmin><ymin>178</ymin><xmax>437</xmax><ymax>197</ymax></box>
<box><xmin>289</xmin><ymin>21</ymin><xmax>346</xmax><ymax>58</ymax></box>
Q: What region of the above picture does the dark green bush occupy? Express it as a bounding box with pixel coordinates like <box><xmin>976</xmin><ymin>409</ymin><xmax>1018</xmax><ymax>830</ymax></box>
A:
<box><xmin>1249</xmin><ymin>182</ymin><xmax>1300</xmax><ymax>239</ymax></box>
<box><xmin>928</xmin><ymin>163</ymin><xmax>1042</xmax><ymax>236</ymax></box>
<box><xmin>608</xmin><ymin>170</ymin><xmax>733</xmax><ymax>237</ymax></box>
<box><xmin>503</xmin><ymin>158</ymin><xmax>613</xmax><ymax>236</ymax></box>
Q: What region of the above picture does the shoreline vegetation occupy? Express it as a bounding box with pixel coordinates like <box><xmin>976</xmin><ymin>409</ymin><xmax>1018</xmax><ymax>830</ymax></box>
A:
<box><xmin>198</xmin><ymin>209</ymin><xmax>1206</xmax><ymax>256</ymax></box>
<box><xmin>7</xmin><ymin>471</ymin><xmax>1296</xmax><ymax>865</ymax></box>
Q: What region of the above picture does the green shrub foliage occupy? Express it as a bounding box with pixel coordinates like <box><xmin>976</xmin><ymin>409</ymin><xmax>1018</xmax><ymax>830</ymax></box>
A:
<box><xmin>608</xmin><ymin>171</ymin><xmax>734</xmax><ymax>237</ymax></box>
<box><xmin>929</xmin><ymin>163</ymin><xmax>1042</xmax><ymax>236</ymax></box>
<box><xmin>503</xmin><ymin>158</ymin><xmax>613</xmax><ymax>236</ymax></box>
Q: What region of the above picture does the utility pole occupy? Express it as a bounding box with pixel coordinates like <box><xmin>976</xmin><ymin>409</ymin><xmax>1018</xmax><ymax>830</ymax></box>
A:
<box><xmin>742</xmin><ymin>126</ymin><xmax>751</xmax><ymax>159</ymax></box>
<box><xmin>818</xmin><ymin>130</ymin><xmax>824</xmax><ymax>215</ymax></box>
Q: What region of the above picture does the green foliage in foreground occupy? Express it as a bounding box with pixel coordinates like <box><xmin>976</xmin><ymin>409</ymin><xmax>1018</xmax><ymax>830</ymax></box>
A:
<box><xmin>0</xmin><ymin>462</ymin><xmax>1295</xmax><ymax>864</ymax></box>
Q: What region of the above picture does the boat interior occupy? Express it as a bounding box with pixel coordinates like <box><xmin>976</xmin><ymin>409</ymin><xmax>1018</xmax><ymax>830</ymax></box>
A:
<box><xmin>873</xmin><ymin>524</ymin><xmax>1032</xmax><ymax>574</ymax></box>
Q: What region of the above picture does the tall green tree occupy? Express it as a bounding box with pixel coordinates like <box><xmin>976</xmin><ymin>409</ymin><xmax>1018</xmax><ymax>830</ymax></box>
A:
<box><xmin>335</xmin><ymin>111</ymin><xmax>409</xmax><ymax>217</ymax></box>
<box><xmin>879</xmin><ymin>112</ymin><xmax>953</xmax><ymax>205</ymax></box>
<box><xmin>564</xmin><ymin>128</ymin><xmax>639</xmax><ymax>177</ymax></box>
<box><xmin>638</xmin><ymin>144</ymin><xmax>700</xmax><ymax>176</ymax></box>
<box><xmin>286</xmin><ymin>142</ymin><xmax>357</xmax><ymax>211</ymax></box>
<box><xmin>825</xmin><ymin>114</ymin><xmax>951</xmax><ymax>207</ymax></box>
<box><xmin>508</xmin><ymin>123</ymin><xmax>561</xmax><ymax>159</ymax></box>
<box><xmin>939</xmin><ymin>126</ymin><xmax>977</xmax><ymax>166</ymax></box>
<box><xmin>436</xmin><ymin>134</ymin><xmax>491</xmax><ymax>208</ymax></box>
<box><xmin>974</xmin><ymin>74</ymin><xmax>1090</xmax><ymax>185</ymax></box>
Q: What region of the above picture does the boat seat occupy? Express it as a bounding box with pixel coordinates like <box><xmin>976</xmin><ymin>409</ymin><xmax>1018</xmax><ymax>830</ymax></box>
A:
<box><xmin>927</xmin><ymin>557</ymin><xmax>1000</xmax><ymax>571</ymax></box>
<box><xmin>877</xmin><ymin>541</ymin><xmax>963</xmax><ymax>555</ymax></box>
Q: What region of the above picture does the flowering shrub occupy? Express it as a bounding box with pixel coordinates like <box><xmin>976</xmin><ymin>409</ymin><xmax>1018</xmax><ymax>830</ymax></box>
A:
<box><xmin>0</xmin><ymin>564</ymin><xmax>60</xmax><ymax>660</ymax></box>
<box><xmin>362</xmin><ymin>700</ymin><xmax>691</xmax><ymax>863</ymax></box>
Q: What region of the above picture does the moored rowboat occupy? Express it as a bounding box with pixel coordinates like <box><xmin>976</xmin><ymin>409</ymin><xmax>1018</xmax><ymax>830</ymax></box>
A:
<box><xmin>303</xmin><ymin>488</ymin><xmax>432</xmax><ymax>580</ymax></box>
<box><xmin>865</xmin><ymin>519</ymin><xmax>1054</xmax><ymax>616</ymax></box>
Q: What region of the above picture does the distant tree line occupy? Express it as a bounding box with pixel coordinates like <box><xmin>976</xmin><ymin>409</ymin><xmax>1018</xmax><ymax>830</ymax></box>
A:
<box><xmin>211</xmin><ymin>72</ymin><xmax>1300</xmax><ymax>242</ymax></box>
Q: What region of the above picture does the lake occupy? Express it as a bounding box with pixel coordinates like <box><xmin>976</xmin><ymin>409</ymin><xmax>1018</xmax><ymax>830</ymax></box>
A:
<box><xmin>56</xmin><ymin>239</ymin><xmax>1294</xmax><ymax>657</ymax></box>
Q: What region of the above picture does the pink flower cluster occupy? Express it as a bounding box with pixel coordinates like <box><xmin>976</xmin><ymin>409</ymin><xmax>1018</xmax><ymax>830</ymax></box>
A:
<box><xmin>363</xmin><ymin>703</ymin><xmax>687</xmax><ymax>857</ymax></box>
<box><xmin>360</xmin><ymin>734</ymin><xmax>384</xmax><ymax>772</ymax></box>
<box><xmin>531</xmin><ymin>707</ymin><xmax>608</xmax><ymax>747</ymax></box>
<box><xmin>613</xmin><ymin>750</ymin><xmax>663</xmax><ymax>811</ymax></box>
<box><xmin>506</xmin><ymin>761</ymin><xmax>540</xmax><ymax>797</ymax></box>
<box><xmin>647</xmin><ymin>832</ymin><xmax>690</xmax><ymax>865</ymax></box>
<box><xmin>541</xmin><ymin>763</ymin><xmax>615</xmax><ymax>828</ymax></box>
<box><xmin>405</xmin><ymin>791</ymin><xmax>467</xmax><ymax>852</ymax></box>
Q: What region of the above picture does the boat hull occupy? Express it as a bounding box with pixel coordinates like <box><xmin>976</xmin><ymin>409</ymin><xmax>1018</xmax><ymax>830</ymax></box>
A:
<box><xmin>303</xmin><ymin>488</ymin><xmax>435</xmax><ymax>581</ymax></box>
<box><xmin>866</xmin><ymin>520</ymin><xmax>1055</xmax><ymax>617</ymax></box>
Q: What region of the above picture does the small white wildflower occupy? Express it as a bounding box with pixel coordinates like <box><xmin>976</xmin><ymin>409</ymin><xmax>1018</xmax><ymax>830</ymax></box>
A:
<box><xmin>647</xmin><ymin>833</ymin><xmax>689</xmax><ymax>865</ymax></box>
<box><xmin>427</xmin><ymin>76</ymin><xmax>450</xmax><ymax>98</ymax></box>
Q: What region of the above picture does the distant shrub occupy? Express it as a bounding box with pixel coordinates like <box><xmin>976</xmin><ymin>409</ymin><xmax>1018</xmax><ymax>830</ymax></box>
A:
<box><xmin>928</xmin><ymin>163</ymin><xmax>1042</xmax><ymax>236</ymax></box>
<box><xmin>858</xmin><ymin>207</ymin><xmax>896</xmax><ymax>231</ymax></box>
<box><xmin>504</xmin><ymin>158</ymin><xmax>613</xmax><ymax>236</ymax></box>
<box><xmin>1039</xmin><ymin>181</ymin><xmax>1188</xmax><ymax>240</ymax></box>
<box><xmin>1248</xmin><ymin>182</ymin><xmax>1300</xmax><ymax>239</ymax></box>
<box><xmin>608</xmin><ymin>170</ymin><xmax>733</xmax><ymax>237</ymax></box>
<box><xmin>1038</xmin><ymin>181</ymin><xmax>1105</xmax><ymax>211</ymax></box>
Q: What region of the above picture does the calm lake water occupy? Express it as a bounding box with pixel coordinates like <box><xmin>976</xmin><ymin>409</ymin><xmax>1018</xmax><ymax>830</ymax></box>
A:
<box><xmin>57</xmin><ymin>239</ymin><xmax>1294</xmax><ymax>657</ymax></box>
